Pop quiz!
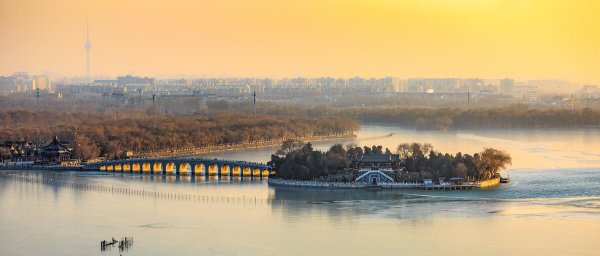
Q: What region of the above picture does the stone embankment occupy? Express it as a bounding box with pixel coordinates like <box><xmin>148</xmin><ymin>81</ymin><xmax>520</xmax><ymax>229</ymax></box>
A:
<box><xmin>0</xmin><ymin>162</ymin><xmax>82</xmax><ymax>171</ymax></box>
<box><xmin>268</xmin><ymin>178</ymin><xmax>500</xmax><ymax>190</ymax></box>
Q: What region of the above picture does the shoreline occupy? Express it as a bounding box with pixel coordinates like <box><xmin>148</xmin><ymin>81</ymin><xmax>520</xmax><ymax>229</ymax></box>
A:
<box><xmin>0</xmin><ymin>165</ymin><xmax>83</xmax><ymax>171</ymax></box>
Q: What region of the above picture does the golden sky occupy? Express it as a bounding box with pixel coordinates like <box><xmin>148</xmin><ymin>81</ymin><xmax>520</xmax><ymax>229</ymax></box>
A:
<box><xmin>1</xmin><ymin>0</ymin><xmax>599</xmax><ymax>83</ymax></box>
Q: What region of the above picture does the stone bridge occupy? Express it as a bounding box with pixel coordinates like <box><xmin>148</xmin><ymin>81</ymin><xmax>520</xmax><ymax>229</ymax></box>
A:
<box><xmin>83</xmin><ymin>157</ymin><xmax>273</xmax><ymax>177</ymax></box>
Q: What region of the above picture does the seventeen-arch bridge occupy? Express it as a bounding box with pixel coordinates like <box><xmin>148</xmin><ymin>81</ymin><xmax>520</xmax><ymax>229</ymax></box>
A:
<box><xmin>84</xmin><ymin>157</ymin><xmax>273</xmax><ymax>177</ymax></box>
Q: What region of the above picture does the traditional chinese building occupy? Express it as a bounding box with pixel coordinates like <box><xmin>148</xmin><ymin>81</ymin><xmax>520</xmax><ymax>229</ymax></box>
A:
<box><xmin>1</xmin><ymin>140</ymin><xmax>37</xmax><ymax>161</ymax></box>
<box><xmin>40</xmin><ymin>137</ymin><xmax>73</xmax><ymax>164</ymax></box>
<box><xmin>352</xmin><ymin>154</ymin><xmax>401</xmax><ymax>169</ymax></box>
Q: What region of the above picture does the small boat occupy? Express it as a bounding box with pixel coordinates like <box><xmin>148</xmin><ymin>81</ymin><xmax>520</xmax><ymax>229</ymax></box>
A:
<box><xmin>500</xmin><ymin>175</ymin><xmax>510</xmax><ymax>183</ymax></box>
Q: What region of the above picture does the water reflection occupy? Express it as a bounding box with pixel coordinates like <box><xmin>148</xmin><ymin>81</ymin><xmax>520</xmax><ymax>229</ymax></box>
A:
<box><xmin>269</xmin><ymin>186</ymin><xmax>501</xmax><ymax>220</ymax></box>
<box><xmin>0</xmin><ymin>171</ymin><xmax>276</xmax><ymax>207</ymax></box>
<box><xmin>1</xmin><ymin>168</ymin><xmax>599</xmax><ymax>256</ymax></box>
<box><xmin>3</xmin><ymin>168</ymin><xmax>599</xmax><ymax>221</ymax></box>
<box><xmin>267</xmin><ymin>168</ymin><xmax>600</xmax><ymax>220</ymax></box>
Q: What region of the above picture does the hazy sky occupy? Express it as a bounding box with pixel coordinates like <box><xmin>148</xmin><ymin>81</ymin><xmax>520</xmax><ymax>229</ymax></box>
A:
<box><xmin>1</xmin><ymin>0</ymin><xmax>599</xmax><ymax>83</ymax></box>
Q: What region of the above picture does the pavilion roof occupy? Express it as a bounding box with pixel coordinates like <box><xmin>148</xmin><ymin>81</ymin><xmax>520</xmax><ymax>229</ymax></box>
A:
<box><xmin>353</xmin><ymin>154</ymin><xmax>400</xmax><ymax>163</ymax></box>
<box><xmin>41</xmin><ymin>136</ymin><xmax>71</xmax><ymax>156</ymax></box>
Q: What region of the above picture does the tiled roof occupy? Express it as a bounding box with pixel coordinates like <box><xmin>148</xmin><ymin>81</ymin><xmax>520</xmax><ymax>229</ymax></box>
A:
<box><xmin>353</xmin><ymin>154</ymin><xmax>400</xmax><ymax>163</ymax></box>
<box><xmin>41</xmin><ymin>136</ymin><xmax>71</xmax><ymax>156</ymax></box>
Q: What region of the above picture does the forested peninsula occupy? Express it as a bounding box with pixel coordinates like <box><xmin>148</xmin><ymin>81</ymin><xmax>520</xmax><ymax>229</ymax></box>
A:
<box><xmin>269</xmin><ymin>141</ymin><xmax>512</xmax><ymax>182</ymax></box>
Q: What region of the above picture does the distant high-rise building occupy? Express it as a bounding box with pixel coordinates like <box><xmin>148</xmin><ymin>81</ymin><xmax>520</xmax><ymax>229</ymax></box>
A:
<box><xmin>12</xmin><ymin>72</ymin><xmax>32</xmax><ymax>93</ymax></box>
<box><xmin>33</xmin><ymin>75</ymin><xmax>50</xmax><ymax>91</ymax></box>
<box><xmin>500</xmin><ymin>78</ymin><xmax>514</xmax><ymax>95</ymax></box>
<box><xmin>13</xmin><ymin>72</ymin><xmax>30</xmax><ymax>80</ymax></box>
<box><xmin>0</xmin><ymin>76</ymin><xmax>16</xmax><ymax>96</ymax></box>
<box><xmin>513</xmin><ymin>85</ymin><xmax>537</xmax><ymax>102</ymax></box>
<box><xmin>117</xmin><ymin>75</ymin><xmax>155</xmax><ymax>86</ymax></box>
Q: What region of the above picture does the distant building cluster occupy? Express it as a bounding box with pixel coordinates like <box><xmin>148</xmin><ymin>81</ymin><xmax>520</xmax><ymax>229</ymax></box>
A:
<box><xmin>169</xmin><ymin>76</ymin><xmax>402</xmax><ymax>95</ymax></box>
<box><xmin>0</xmin><ymin>72</ymin><xmax>51</xmax><ymax>96</ymax></box>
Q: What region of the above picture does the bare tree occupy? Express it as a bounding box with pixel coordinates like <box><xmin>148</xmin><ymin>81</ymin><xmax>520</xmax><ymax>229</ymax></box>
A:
<box><xmin>276</xmin><ymin>139</ymin><xmax>304</xmax><ymax>156</ymax></box>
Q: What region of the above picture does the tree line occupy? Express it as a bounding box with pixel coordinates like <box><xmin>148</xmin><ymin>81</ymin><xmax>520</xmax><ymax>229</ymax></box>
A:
<box><xmin>340</xmin><ymin>105</ymin><xmax>600</xmax><ymax>129</ymax></box>
<box><xmin>5</xmin><ymin>95</ymin><xmax>599</xmax><ymax>130</ymax></box>
<box><xmin>0</xmin><ymin>110</ymin><xmax>359</xmax><ymax>160</ymax></box>
<box><xmin>204</xmin><ymin>100</ymin><xmax>600</xmax><ymax>129</ymax></box>
<box><xmin>397</xmin><ymin>143</ymin><xmax>511</xmax><ymax>180</ymax></box>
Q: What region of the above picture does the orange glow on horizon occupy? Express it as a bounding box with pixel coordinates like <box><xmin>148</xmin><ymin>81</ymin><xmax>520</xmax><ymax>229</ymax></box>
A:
<box><xmin>0</xmin><ymin>0</ymin><xmax>599</xmax><ymax>83</ymax></box>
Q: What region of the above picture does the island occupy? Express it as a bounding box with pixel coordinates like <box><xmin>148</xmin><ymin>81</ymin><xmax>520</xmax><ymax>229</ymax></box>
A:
<box><xmin>267</xmin><ymin>140</ymin><xmax>512</xmax><ymax>189</ymax></box>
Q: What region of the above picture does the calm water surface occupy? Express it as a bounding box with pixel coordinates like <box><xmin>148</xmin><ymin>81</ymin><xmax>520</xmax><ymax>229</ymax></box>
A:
<box><xmin>1</xmin><ymin>126</ymin><xmax>599</xmax><ymax>256</ymax></box>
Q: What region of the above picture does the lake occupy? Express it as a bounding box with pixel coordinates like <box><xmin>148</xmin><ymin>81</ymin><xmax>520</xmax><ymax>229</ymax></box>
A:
<box><xmin>1</xmin><ymin>125</ymin><xmax>599</xmax><ymax>255</ymax></box>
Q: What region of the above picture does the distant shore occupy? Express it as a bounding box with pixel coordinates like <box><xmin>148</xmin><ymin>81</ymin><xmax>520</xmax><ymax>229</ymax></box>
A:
<box><xmin>343</xmin><ymin>107</ymin><xmax>600</xmax><ymax>130</ymax></box>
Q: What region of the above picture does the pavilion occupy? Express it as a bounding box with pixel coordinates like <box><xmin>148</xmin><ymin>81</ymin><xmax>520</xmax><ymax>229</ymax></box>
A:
<box><xmin>352</xmin><ymin>154</ymin><xmax>401</xmax><ymax>169</ymax></box>
<box><xmin>40</xmin><ymin>136</ymin><xmax>73</xmax><ymax>164</ymax></box>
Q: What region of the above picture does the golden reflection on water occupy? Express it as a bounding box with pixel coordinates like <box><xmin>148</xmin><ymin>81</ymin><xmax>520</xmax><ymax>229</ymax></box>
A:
<box><xmin>494</xmin><ymin>197</ymin><xmax>600</xmax><ymax>216</ymax></box>
<box><xmin>496</xmin><ymin>204</ymin><xmax>600</xmax><ymax>216</ymax></box>
<box><xmin>0</xmin><ymin>172</ymin><xmax>598</xmax><ymax>256</ymax></box>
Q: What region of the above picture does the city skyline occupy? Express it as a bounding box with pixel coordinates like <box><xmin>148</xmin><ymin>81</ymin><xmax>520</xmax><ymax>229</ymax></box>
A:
<box><xmin>0</xmin><ymin>70</ymin><xmax>588</xmax><ymax>97</ymax></box>
<box><xmin>1</xmin><ymin>0</ymin><xmax>599</xmax><ymax>84</ymax></box>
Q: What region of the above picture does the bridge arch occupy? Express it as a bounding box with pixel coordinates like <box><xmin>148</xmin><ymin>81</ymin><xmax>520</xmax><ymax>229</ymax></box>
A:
<box><xmin>154</xmin><ymin>162</ymin><xmax>163</xmax><ymax>174</ymax></box>
<box><xmin>193</xmin><ymin>163</ymin><xmax>205</xmax><ymax>175</ymax></box>
<box><xmin>165</xmin><ymin>162</ymin><xmax>176</xmax><ymax>175</ymax></box>
<box><xmin>221</xmin><ymin>164</ymin><xmax>231</xmax><ymax>176</ymax></box>
<box><xmin>107</xmin><ymin>164</ymin><xmax>114</xmax><ymax>172</ymax></box>
<box><xmin>115</xmin><ymin>164</ymin><xmax>122</xmax><ymax>172</ymax></box>
<box><xmin>252</xmin><ymin>168</ymin><xmax>261</xmax><ymax>176</ymax></box>
<box><xmin>243</xmin><ymin>166</ymin><xmax>251</xmax><ymax>176</ymax></box>
<box><xmin>142</xmin><ymin>162</ymin><xmax>151</xmax><ymax>173</ymax></box>
<box><xmin>232</xmin><ymin>166</ymin><xmax>241</xmax><ymax>176</ymax></box>
<box><xmin>262</xmin><ymin>169</ymin><xmax>270</xmax><ymax>177</ymax></box>
<box><xmin>132</xmin><ymin>163</ymin><xmax>141</xmax><ymax>173</ymax></box>
<box><xmin>123</xmin><ymin>163</ymin><xmax>131</xmax><ymax>173</ymax></box>
<box><xmin>179</xmin><ymin>163</ymin><xmax>191</xmax><ymax>175</ymax></box>
<box><xmin>100</xmin><ymin>165</ymin><xmax>106</xmax><ymax>171</ymax></box>
<box><xmin>208</xmin><ymin>163</ymin><xmax>219</xmax><ymax>175</ymax></box>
